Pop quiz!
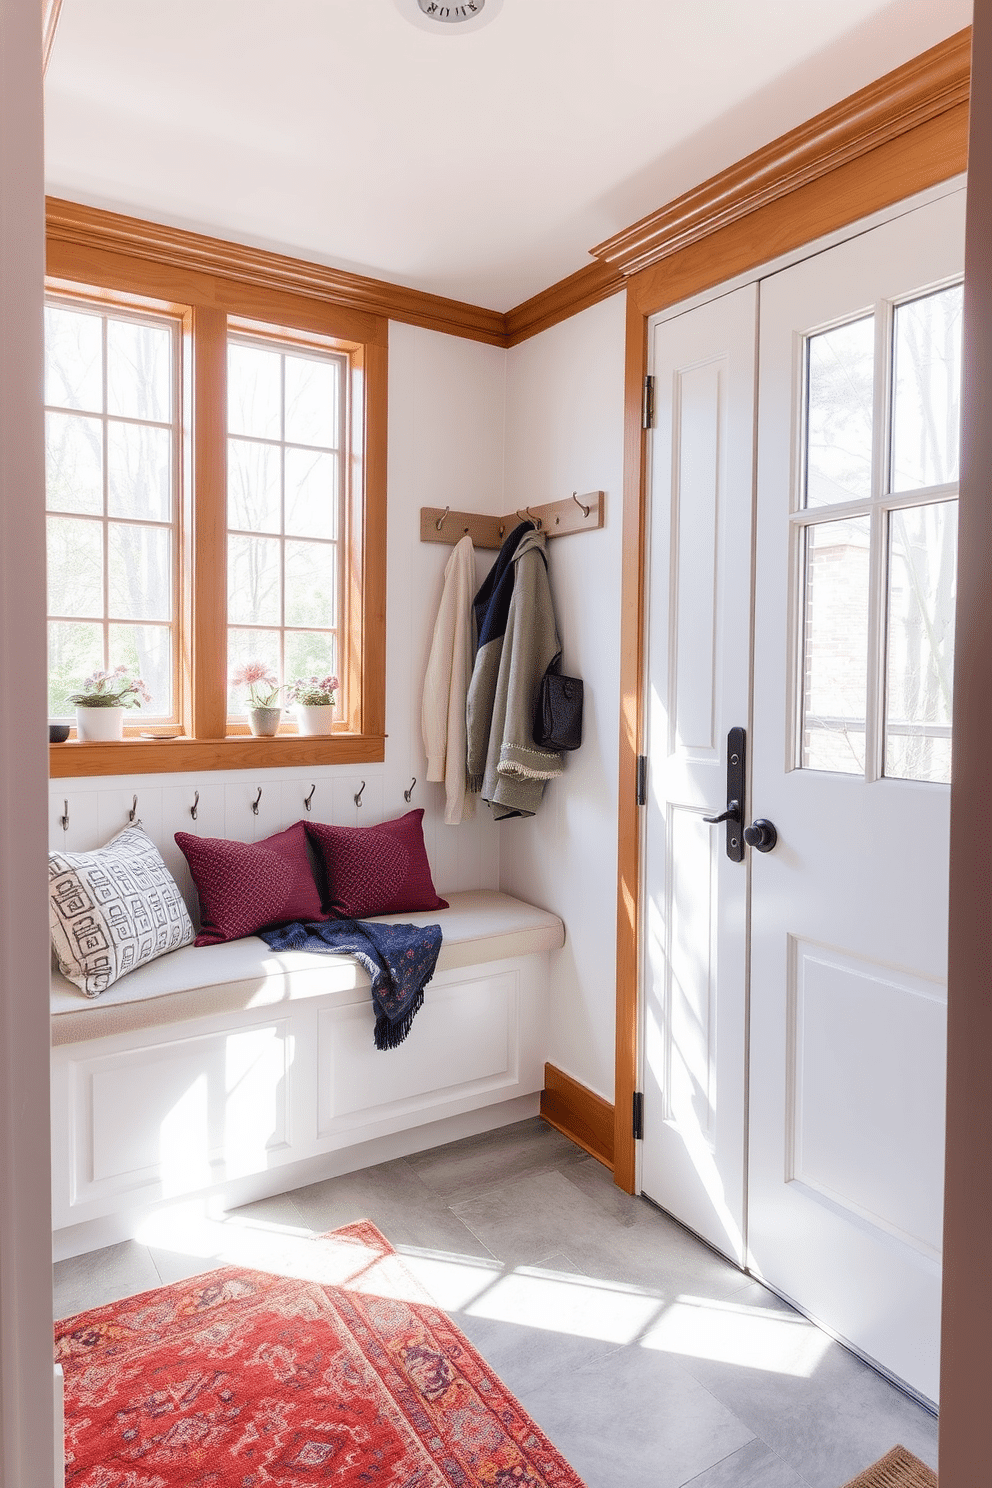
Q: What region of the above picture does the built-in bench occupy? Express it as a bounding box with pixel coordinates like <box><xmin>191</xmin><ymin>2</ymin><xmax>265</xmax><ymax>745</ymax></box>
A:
<box><xmin>51</xmin><ymin>890</ymin><xmax>564</xmax><ymax>1259</ymax></box>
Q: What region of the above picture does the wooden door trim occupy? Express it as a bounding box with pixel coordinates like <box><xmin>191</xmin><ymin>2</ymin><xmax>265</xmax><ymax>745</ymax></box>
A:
<box><xmin>612</xmin><ymin>67</ymin><xmax>971</xmax><ymax>1195</ymax></box>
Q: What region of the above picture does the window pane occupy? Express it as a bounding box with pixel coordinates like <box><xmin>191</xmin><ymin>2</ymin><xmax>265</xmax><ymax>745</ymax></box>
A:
<box><xmin>284</xmin><ymin>354</ymin><xmax>338</xmax><ymax>448</ymax></box>
<box><xmin>285</xmin><ymin>630</ymin><xmax>338</xmax><ymax>689</ymax></box>
<box><xmin>45</xmin><ymin>304</ymin><xmax>103</xmax><ymax>413</ymax></box>
<box><xmin>47</xmin><ymin>516</ymin><xmax>103</xmax><ymax>619</ymax></box>
<box><xmin>228</xmin><ymin>534</ymin><xmax>281</xmax><ymax>625</ymax></box>
<box><xmin>109</xmin><ymin>623</ymin><xmax>172</xmax><ymax>718</ymax></box>
<box><xmin>108</xmin><ymin>421</ymin><xmax>171</xmax><ymax>522</ymax></box>
<box><xmin>48</xmin><ymin>620</ymin><xmax>103</xmax><ymax>719</ymax></box>
<box><xmin>285</xmin><ymin>448</ymin><xmax>338</xmax><ymax>539</ymax></box>
<box><xmin>228</xmin><ymin>343</ymin><xmax>281</xmax><ymax>440</ymax></box>
<box><xmin>46</xmin><ymin>412</ymin><xmax>103</xmax><ymax>514</ymax></box>
<box><xmin>107</xmin><ymin>318</ymin><xmax>172</xmax><ymax>423</ymax></box>
<box><xmin>891</xmin><ymin>286</ymin><xmax>963</xmax><ymax>494</ymax></box>
<box><xmin>801</xmin><ymin>517</ymin><xmax>871</xmax><ymax>774</ymax></box>
<box><xmin>805</xmin><ymin>317</ymin><xmax>874</xmax><ymax>507</ymax></box>
<box><xmin>108</xmin><ymin>523</ymin><xmax>172</xmax><ymax>622</ymax></box>
<box><xmin>227</xmin><ymin>628</ymin><xmax>280</xmax><ymax>716</ymax></box>
<box><xmin>285</xmin><ymin>539</ymin><xmax>336</xmax><ymax>628</ymax></box>
<box><xmin>885</xmin><ymin>502</ymin><xmax>956</xmax><ymax>783</ymax></box>
<box><xmin>228</xmin><ymin>438</ymin><xmax>280</xmax><ymax>533</ymax></box>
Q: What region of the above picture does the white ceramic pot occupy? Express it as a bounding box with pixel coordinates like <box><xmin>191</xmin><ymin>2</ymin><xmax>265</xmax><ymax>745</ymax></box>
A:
<box><xmin>249</xmin><ymin>706</ymin><xmax>282</xmax><ymax>737</ymax></box>
<box><xmin>75</xmin><ymin>705</ymin><xmax>125</xmax><ymax>742</ymax></box>
<box><xmin>295</xmin><ymin>703</ymin><xmax>335</xmax><ymax>736</ymax></box>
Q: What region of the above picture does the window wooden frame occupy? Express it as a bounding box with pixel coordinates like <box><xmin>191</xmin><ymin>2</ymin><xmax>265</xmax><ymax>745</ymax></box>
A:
<box><xmin>46</xmin><ymin>223</ymin><xmax>387</xmax><ymax>778</ymax></box>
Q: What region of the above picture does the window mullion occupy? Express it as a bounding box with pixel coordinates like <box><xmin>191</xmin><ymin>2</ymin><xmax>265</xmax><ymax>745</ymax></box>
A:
<box><xmin>189</xmin><ymin>306</ymin><xmax>229</xmax><ymax>739</ymax></box>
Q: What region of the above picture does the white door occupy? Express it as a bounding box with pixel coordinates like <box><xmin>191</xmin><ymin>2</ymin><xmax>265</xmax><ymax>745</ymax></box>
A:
<box><xmin>640</xmin><ymin>285</ymin><xmax>757</xmax><ymax>1266</ymax></box>
<box><xmin>747</xmin><ymin>190</ymin><xmax>965</xmax><ymax>1404</ymax></box>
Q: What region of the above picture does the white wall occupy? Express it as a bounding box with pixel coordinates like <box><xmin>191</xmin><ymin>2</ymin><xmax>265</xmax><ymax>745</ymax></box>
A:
<box><xmin>51</xmin><ymin>324</ymin><xmax>508</xmax><ymax>905</ymax></box>
<box><xmin>499</xmin><ymin>293</ymin><xmax>627</xmax><ymax>1103</ymax></box>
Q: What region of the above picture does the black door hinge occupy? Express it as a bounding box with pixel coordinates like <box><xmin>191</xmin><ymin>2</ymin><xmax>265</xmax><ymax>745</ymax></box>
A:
<box><xmin>642</xmin><ymin>374</ymin><xmax>655</xmax><ymax>430</ymax></box>
<box><xmin>632</xmin><ymin>1090</ymin><xmax>644</xmax><ymax>1141</ymax></box>
<box><xmin>636</xmin><ymin>754</ymin><xmax>647</xmax><ymax>806</ymax></box>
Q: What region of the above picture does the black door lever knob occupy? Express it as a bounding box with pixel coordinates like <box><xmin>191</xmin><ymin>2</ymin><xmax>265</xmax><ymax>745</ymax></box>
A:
<box><xmin>744</xmin><ymin>818</ymin><xmax>778</xmax><ymax>852</ymax></box>
<box><xmin>704</xmin><ymin>799</ymin><xmax>741</xmax><ymax>825</ymax></box>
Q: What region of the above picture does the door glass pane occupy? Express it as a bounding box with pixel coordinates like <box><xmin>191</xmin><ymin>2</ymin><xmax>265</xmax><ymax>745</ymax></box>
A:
<box><xmin>805</xmin><ymin>316</ymin><xmax>874</xmax><ymax>507</ymax></box>
<box><xmin>800</xmin><ymin>516</ymin><xmax>871</xmax><ymax>774</ymax></box>
<box><xmin>885</xmin><ymin>502</ymin><xmax>956</xmax><ymax>784</ymax></box>
<box><xmin>107</xmin><ymin>318</ymin><xmax>172</xmax><ymax>423</ymax></box>
<box><xmin>891</xmin><ymin>285</ymin><xmax>963</xmax><ymax>493</ymax></box>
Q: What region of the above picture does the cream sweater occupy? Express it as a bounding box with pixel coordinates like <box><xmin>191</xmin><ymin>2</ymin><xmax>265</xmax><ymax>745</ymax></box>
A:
<box><xmin>422</xmin><ymin>534</ymin><xmax>476</xmax><ymax>824</ymax></box>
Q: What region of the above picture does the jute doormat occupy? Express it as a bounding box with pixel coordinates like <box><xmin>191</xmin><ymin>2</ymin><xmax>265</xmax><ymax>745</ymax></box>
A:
<box><xmin>842</xmin><ymin>1444</ymin><xmax>937</xmax><ymax>1487</ymax></box>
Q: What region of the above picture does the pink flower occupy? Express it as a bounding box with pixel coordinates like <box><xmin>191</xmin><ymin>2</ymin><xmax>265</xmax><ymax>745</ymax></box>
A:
<box><xmin>232</xmin><ymin>661</ymin><xmax>277</xmax><ymax>689</ymax></box>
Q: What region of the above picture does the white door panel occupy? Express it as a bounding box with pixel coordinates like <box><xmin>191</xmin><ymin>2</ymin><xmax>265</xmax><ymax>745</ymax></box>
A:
<box><xmin>748</xmin><ymin>189</ymin><xmax>965</xmax><ymax>1403</ymax></box>
<box><xmin>641</xmin><ymin>285</ymin><xmax>757</xmax><ymax>1266</ymax></box>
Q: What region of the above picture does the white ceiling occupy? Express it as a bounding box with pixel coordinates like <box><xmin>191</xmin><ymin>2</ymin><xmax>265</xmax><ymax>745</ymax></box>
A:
<box><xmin>44</xmin><ymin>0</ymin><xmax>972</xmax><ymax>312</ymax></box>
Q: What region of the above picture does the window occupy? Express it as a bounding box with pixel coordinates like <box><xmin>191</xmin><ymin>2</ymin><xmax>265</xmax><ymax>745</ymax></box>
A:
<box><xmin>45</xmin><ymin>218</ymin><xmax>387</xmax><ymax>778</ymax></box>
<box><xmin>45</xmin><ymin>299</ymin><xmax>180</xmax><ymax>722</ymax></box>
<box><xmin>226</xmin><ymin>332</ymin><xmax>346</xmax><ymax>725</ymax></box>
<box><xmin>796</xmin><ymin>282</ymin><xmax>962</xmax><ymax>783</ymax></box>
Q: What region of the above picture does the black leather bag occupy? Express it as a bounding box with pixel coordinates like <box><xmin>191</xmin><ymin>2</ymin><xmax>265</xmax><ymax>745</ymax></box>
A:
<box><xmin>534</xmin><ymin>661</ymin><xmax>583</xmax><ymax>752</ymax></box>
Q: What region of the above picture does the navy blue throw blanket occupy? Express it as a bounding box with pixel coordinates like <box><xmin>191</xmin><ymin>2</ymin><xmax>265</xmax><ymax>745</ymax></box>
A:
<box><xmin>259</xmin><ymin>918</ymin><xmax>442</xmax><ymax>1050</ymax></box>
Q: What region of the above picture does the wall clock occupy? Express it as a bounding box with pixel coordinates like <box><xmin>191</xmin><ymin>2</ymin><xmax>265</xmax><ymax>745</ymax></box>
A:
<box><xmin>393</xmin><ymin>0</ymin><xmax>505</xmax><ymax>35</ymax></box>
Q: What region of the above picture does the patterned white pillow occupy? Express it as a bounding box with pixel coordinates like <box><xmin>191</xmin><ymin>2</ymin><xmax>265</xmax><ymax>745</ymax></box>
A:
<box><xmin>49</xmin><ymin>824</ymin><xmax>194</xmax><ymax>996</ymax></box>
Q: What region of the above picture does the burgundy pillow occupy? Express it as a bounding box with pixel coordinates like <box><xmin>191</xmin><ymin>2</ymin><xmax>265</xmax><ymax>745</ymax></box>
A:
<box><xmin>175</xmin><ymin>821</ymin><xmax>326</xmax><ymax>947</ymax></box>
<box><xmin>305</xmin><ymin>808</ymin><xmax>448</xmax><ymax>919</ymax></box>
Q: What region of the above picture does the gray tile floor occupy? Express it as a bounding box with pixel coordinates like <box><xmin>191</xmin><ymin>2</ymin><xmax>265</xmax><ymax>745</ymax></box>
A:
<box><xmin>53</xmin><ymin>1117</ymin><xmax>938</xmax><ymax>1487</ymax></box>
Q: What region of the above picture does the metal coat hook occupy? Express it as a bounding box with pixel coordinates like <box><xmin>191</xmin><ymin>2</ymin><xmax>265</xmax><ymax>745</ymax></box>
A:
<box><xmin>304</xmin><ymin>784</ymin><xmax>316</xmax><ymax>813</ymax></box>
<box><xmin>572</xmin><ymin>490</ymin><xmax>591</xmax><ymax>518</ymax></box>
<box><xmin>435</xmin><ymin>506</ymin><xmax>450</xmax><ymax>531</ymax></box>
<box><xmin>190</xmin><ymin>791</ymin><xmax>199</xmax><ymax>822</ymax></box>
<box><xmin>128</xmin><ymin>794</ymin><xmax>138</xmax><ymax>823</ymax></box>
<box><xmin>252</xmin><ymin>787</ymin><xmax>262</xmax><ymax>816</ymax></box>
<box><xmin>516</xmin><ymin>505</ymin><xmax>542</xmax><ymax>530</ymax></box>
<box><xmin>404</xmin><ymin>777</ymin><xmax>417</xmax><ymax>803</ymax></box>
<box><xmin>60</xmin><ymin>799</ymin><xmax>69</xmax><ymax>831</ymax></box>
<box><xmin>354</xmin><ymin>780</ymin><xmax>366</xmax><ymax>808</ymax></box>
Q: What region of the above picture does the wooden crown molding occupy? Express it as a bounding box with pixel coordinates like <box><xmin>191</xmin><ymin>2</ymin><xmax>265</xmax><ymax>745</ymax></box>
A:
<box><xmin>591</xmin><ymin>28</ymin><xmax>972</xmax><ymax>278</ymax></box>
<box><xmin>505</xmin><ymin>260</ymin><xmax>625</xmax><ymax>347</ymax></box>
<box><xmin>45</xmin><ymin>197</ymin><xmax>508</xmax><ymax>347</ymax></box>
<box><xmin>42</xmin><ymin>0</ymin><xmax>63</xmax><ymax>76</ymax></box>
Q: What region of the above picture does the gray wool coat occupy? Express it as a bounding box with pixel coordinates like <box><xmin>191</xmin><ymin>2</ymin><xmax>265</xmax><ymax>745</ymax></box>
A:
<box><xmin>466</xmin><ymin>527</ymin><xmax>564</xmax><ymax>819</ymax></box>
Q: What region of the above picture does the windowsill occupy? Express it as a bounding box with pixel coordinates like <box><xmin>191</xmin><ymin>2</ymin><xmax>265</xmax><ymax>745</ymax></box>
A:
<box><xmin>49</xmin><ymin>733</ymin><xmax>386</xmax><ymax>778</ymax></box>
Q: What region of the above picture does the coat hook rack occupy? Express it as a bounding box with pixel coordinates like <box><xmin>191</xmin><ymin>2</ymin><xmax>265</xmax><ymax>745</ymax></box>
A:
<box><xmin>420</xmin><ymin>491</ymin><xmax>604</xmax><ymax>550</ymax></box>
<box><xmin>252</xmin><ymin>787</ymin><xmax>262</xmax><ymax>816</ymax></box>
<box><xmin>190</xmin><ymin>791</ymin><xmax>199</xmax><ymax>822</ymax></box>
<box><xmin>61</xmin><ymin>799</ymin><xmax>69</xmax><ymax>831</ymax></box>
<box><xmin>404</xmin><ymin>777</ymin><xmax>417</xmax><ymax>803</ymax></box>
<box><xmin>354</xmin><ymin>780</ymin><xmax>365</xmax><ymax>808</ymax></box>
<box><xmin>304</xmin><ymin>784</ymin><xmax>316</xmax><ymax>813</ymax></box>
<box><xmin>128</xmin><ymin>794</ymin><xmax>138</xmax><ymax>823</ymax></box>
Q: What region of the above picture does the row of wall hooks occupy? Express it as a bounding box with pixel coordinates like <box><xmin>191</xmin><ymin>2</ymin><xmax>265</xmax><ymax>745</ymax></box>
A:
<box><xmin>421</xmin><ymin>490</ymin><xmax>604</xmax><ymax>550</ymax></box>
<box><xmin>57</xmin><ymin>775</ymin><xmax>420</xmax><ymax>834</ymax></box>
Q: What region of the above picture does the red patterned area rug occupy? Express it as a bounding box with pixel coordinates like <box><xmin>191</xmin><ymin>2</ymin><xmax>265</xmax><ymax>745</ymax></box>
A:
<box><xmin>56</xmin><ymin>1219</ymin><xmax>587</xmax><ymax>1487</ymax></box>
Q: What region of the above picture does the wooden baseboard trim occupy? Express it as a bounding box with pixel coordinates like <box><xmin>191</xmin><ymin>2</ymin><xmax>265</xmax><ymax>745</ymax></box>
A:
<box><xmin>540</xmin><ymin>1062</ymin><xmax>615</xmax><ymax>1170</ymax></box>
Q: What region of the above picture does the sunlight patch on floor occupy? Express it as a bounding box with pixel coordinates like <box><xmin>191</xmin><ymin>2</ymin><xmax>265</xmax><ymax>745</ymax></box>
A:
<box><xmin>641</xmin><ymin>1292</ymin><xmax>832</xmax><ymax>1377</ymax></box>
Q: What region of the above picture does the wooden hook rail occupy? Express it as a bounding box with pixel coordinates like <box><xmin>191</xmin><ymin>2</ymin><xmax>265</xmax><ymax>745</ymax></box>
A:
<box><xmin>420</xmin><ymin>491</ymin><xmax>604</xmax><ymax>550</ymax></box>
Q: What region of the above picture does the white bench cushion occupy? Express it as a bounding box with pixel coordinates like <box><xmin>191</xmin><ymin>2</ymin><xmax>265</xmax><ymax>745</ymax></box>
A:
<box><xmin>50</xmin><ymin>890</ymin><xmax>564</xmax><ymax>1046</ymax></box>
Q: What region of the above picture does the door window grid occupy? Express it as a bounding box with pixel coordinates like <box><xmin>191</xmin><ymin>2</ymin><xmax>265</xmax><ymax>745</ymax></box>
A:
<box><xmin>226</xmin><ymin>333</ymin><xmax>347</xmax><ymax>724</ymax></box>
<box><xmin>790</xmin><ymin>281</ymin><xmax>962</xmax><ymax>783</ymax></box>
<box><xmin>44</xmin><ymin>298</ymin><xmax>181</xmax><ymax>724</ymax></box>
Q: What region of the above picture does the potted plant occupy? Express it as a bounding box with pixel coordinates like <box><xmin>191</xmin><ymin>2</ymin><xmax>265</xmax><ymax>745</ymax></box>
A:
<box><xmin>285</xmin><ymin>674</ymin><xmax>339</xmax><ymax>736</ymax></box>
<box><xmin>232</xmin><ymin>661</ymin><xmax>281</xmax><ymax>736</ymax></box>
<box><xmin>68</xmin><ymin>667</ymin><xmax>150</xmax><ymax>742</ymax></box>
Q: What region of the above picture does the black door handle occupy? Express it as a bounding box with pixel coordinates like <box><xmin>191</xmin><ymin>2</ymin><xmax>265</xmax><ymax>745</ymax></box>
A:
<box><xmin>704</xmin><ymin>799</ymin><xmax>741</xmax><ymax>825</ymax></box>
<box><xmin>706</xmin><ymin>729</ymin><xmax>745</xmax><ymax>863</ymax></box>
